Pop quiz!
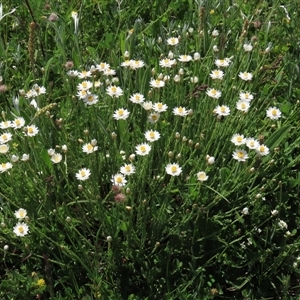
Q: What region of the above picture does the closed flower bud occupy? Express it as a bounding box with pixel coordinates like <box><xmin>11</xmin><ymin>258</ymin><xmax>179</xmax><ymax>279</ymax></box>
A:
<box><xmin>78</xmin><ymin>184</ymin><xmax>83</xmax><ymax>191</ymax></box>
<box><xmin>129</xmin><ymin>154</ymin><xmax>135</xmax><ymax>161</ymax></box>
<box><xmin>106</xmin><ymin>236</ymin><xmax>112</xmax><ymax>242</ymax></box>
<box><xmin>111</xmin><ymin>132</ymin><xmax>117</xmax><ymax>139</ymax></box>
<box><xmin>188</xmin><ymin>139</ymin><xmax>193</xmax><ymax>146</ymax></box>
<box><xmin>271</xmin><ymin>210</ymin><xmax>278</xmax><ymax>216</ymax></box>
<box><xmin>124</xmin><ymin>51</ymin><xmax>129</xmax><ymax>58</ymax></box>
<box><xmin>4</xmin><ymin>245</ymin><xmax>9</xmax><ymax>251</ymax></box>
<box><xmin>62</xmin><ymin>145</ymin><xmax>67</xmax><ymax>152</ymax></box>
<box><xmin>175</xmin><ymin>132</ymin><xmax>180</xmax><ymax>139</ymax></box>
<box><xmin>168</xmin><ymin>151</ymin><xmax>173</xmax><ymax>158</ymax></box>
<box><xmin>66</xmin><ymin>216</ymin><xmax>71</xmax><ymax>223</ymax></box>
<box><xmin>207</xmin><ymin>156</ymin><xmax>215</xmax><ymax>165</ymax></box>
<box><xmin>182</xmin><ymin>136</ymin><xmax>187</xmax><ymax>142</ymax></box>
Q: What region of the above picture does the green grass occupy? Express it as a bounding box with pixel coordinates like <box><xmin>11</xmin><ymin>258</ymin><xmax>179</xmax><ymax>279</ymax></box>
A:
<box><xmin>0</xmin><ymin>0</ymin><xmax>300</xmax><ymax>299</ymax></box>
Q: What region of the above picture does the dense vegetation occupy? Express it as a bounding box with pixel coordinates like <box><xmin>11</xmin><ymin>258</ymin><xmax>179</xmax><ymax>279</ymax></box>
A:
<box><xmin>0</xmin><ymin>0</ymin><xmax>300</xmax><ymax>299</ymax></box>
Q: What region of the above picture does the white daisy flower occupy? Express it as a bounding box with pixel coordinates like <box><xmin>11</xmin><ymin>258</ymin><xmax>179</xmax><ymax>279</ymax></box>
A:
<box><xmin>173</xmin><ymin>106</ymin><xmax>189</xmax><ymax>116</ymax></box>
<box><xmin>148</xmin><ymin>113</ymin><xmax>160</xmax><ymax>124</ymax></box>
<box><xmin>77</xmin><ymin>70</ymin><xmax>92</xmax><ymax>79</ymax></box>
<box><xmin>96</xmin><ymin>62</ymin><xmax>110</xmax><ymax>72</ymax></box>
<box><xmin>135</xmin><ymin>143</ymin><xmax>151</xmax><ymax>156</ymax></box>
<box><xmin>121</xmin><ymin>60</ymin><xmax>131</xmax><ymax>68</ymax></box>
<box><xmin>150</xmin><ymin>79</ymin><xmax>165</xmax><ymax>88</ymax></box>
<box><xmin>246</xmin><ymin>138</ymin><xmax>260</xmax><ymax>150</ymax></box>
<box><xmin>239</xmin><ymin>72</ymin><xmax>253</xmax><ymax>81</ymax></box>
<box><xmin>25</xmin><ymin>90</ymin><xmax>37</xmax><ymax>99</ymax></box>
<box><xmin>166</xmin><ymin>163</ymin><xmax>182</xmax><ymax>176</ymax></box>
<box><xmin>51</xmin><ymin>153</ymin><xmax>63</xmax><ymax>163</ymax></box>
<box><xmin>32</xmin><ymin>84</ymin><xmax>46</xmax><ymax>96</ymax></box>
<box><xmin>215</xmin><ymin>58</ymin><xmax>231</xmax><ymax>68</ymax></box>
<box><xmin>77</xmin><ymin>80</ymin><xmax>93</xmax><ymax>91</ymax></box>
<box><xmin>144</xmin><ymin>130</ymin><xmax>160</xmax><ymax>142</ymax></box>
<box><xmin>159</xmin><ymin>58</ymin><xmax>176</xmax><ymax>68</ymax></box>
<box><xmin>83</xmin><ymin>94</ymin><xmax>98</xmax><ymax>105</ymax></box>
<box><xmin>232</xmin><ymin>149</ymin><xmax>249</xmax><ymax>162</ymax></box>
<box><xmin>0</xmin><ymin>144</ymin><xmax>9</xmax><ymax>154</ymax></box>
<box><xmin>129</xmin><ymin>93</ymin><xmax>145</xmax><ymax>104</ymax></box>
<box><xmin>209</xmin><ymin>70</ymin><xmax>224</xmax><ymax>80</ymax></box>
<box><xmin>196</xmin><ymin>171</ymin><xmax>208</xmax><ymax>182</ymax></box>
<box><xmin>77</xmin><ymin>90</ymin><xmax>88</xmax><ymax>99</ymax></box>
<box><xmin>25</xmin><ymin>125</ymin><xmax>39</xmax><ymax>137</ymax></box>
<box><xmin>236</xmin><ymin>99</ymin><xmax>250</xmax><ymax>112</ymax></box>
<box><xmin>212</xmin><ymin>29</ymin><xmax>219</xmax><ymax>37</ymax></box>
<box><xmin>103</xmin><ymin>68</ymin><xmax>116</xmax><ymax>76</ymax></box>
<box><xmin>76</xmin><ymin>168</ymin><xmax>91</xmax><ymax>181</ymax></box>
<box><xmin>239</xmin><ymin>91</ymin><xmax>254</xmax><ymax>102</ymax></box>
<box><xmin>231</xmin><ymin>134</ymin><xmax>246</xmax><ymax>146</ymax></box>
<box><xmin>0</xmin><ymin>162</ymin><xmax>13</xmax><ymax>173</ymax></box>
<box><xmin>106</xmin><ymin>86</ymin><xmax>123</xmax><ymax>98</ymax></box>
<box><xmin>0</xmin><ymin>132</ymin><xmax>12</xmax><ymax>144</ymax></box>
<box><xmin>153</xmin><ymin>102</ymin><xmax>168</xmax><ymax>113</ymax></box>
<box><xmin>206</xmin><ymin>88</ymin><xmax>222</xmax><ymax>99</ymax></box>
<box><xmin>142</xmin><ymin>101</ymin><xmax>153</xmax><ymax>110</ymax></box>
<box><xmin>178</xmin><ymin>55</ymin><xmax>192</xmax><ymax>62</ymax></box>
<box><xmin>266</xmin><ymin>107</ymin><xmax>281</xmax><ymax>120</ymax></box>
<box><xmin>11</xmin><ymin>117</ymin><xmax>25</xmax><ymax>129</ymax></box>
<box><xmin>111</xmin><ymin>173</ymin><xmax>127</xmax><ymax>186</ymax></box>
<box><xmin>21</xmin><ymin>154</ymin><xmax>30</xmax><ymax>161</ymax></box>
<box><xmin>120</xmin><ymin>164</ymin><xmax>136</xmax><ymax>175</ymax></box>
<box><xmin>214</xmin><ymin>105</ymin><xmax>230</xmax><ymax>116</ymax></box>
<box><xmin>82</xmin><ymin>143</ymin><xmax>98</xmax><ymax>154</ymax></box>
<box><xmin>167</xmin><ymin>37</ymin><xmax>179</xmax><ymax>46</ymax></box>
<box><xmin>243</xmin><ymin>43</ymin><xmax>253</xmax><ymax>52</ymax></box>
<box><xmin>113</xmin><ymin>108</ymin><xmax>130</xmax><ymax>120</ymax></box>
<box><xmin>130</xmin><ymin>60</ymin><xmax>145</xmax><ymax>70</ymax></box>
<box><xmin>13</xmin><ymin>222</ymin><xmax>29</xmax><ymax>237</ymax></box>
<box><xmin>256</xmin><ymin>144</ymin><xmax>270</xmax><ymax>156</ymax></box>
<box><xmin>0</xmin><ymin>121</ymin><xmax>11</xmax><ymax>129</ymax></box>
<box><xmin>67</xmin><ymin>70</ymin><xmax>79</xmax><ymax>77</ymax></box>
<box><xmin>14</xmin><ymin>208</ymin><xmax>27</xmax><ymax>219</ymax></box>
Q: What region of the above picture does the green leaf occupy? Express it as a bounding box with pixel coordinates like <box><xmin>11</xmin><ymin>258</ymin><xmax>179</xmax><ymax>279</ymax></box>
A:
<box><xmin>265</xmin><ymin>125</ymin><xmax>291</xmax><ymax>150</ymax></box>
<box><xmin>219</xmin><ymin>167</ymin><xmax>230</xmax><ymax>185</ymax></box>
<box><xmin>40</xmin><ymin>149</ymin><xmax>53</xmax><ymax>171</ymax></box>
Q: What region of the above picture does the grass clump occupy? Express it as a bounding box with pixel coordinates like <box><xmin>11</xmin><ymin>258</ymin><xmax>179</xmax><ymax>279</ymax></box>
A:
<box><xmin>0</xmin><ymin>0</ymin><xmax>300</xmax><ymax>299</ymax></box>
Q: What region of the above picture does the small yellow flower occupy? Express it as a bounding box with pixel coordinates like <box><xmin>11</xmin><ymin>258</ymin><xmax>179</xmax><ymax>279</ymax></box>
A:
<box><xmin>210</xmin><ymin>10</ymin><xmax>215</xmax><ymax>14</ymax></box>
<box><xmin>37</xmin><ymin>278</ymin><xmax>46</xmax><ymax>287</ymax></box>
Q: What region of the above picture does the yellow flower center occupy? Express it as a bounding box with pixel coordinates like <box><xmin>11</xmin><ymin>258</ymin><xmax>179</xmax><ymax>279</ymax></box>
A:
<box><xmin>149</xmin><ymin>132</ymin><xmax>155</xmax><ymax>138</ymax></box>
<box><xmin>237</xmin><ymin>136</ymin><xmax>243</xmax><ymax>142</ymax></box>
<box><xmin>28</xmin><ymin>127</ymin><xmax>34</xmax><ymax>134</ymax></box>
<box><xmin>171</xmin><ymin>166</ymin><xmax>177</xmax><ymax>173</ymax></box>
<box><xmin>1</xmin><ymin>163</ymin><xmax>6</xmax><ymax>168</ymax></box>
<box><xmin>18</xmin><ymin>227</ymin><xmax>24</xmax><ymax>233</ymax></box>
<box><xmin>87</xmin><ymin>144</ymin><xmax>93</xmax><ymax>151</ymax></box>
<box><xmin>116</xmin><ymin>177</ymin><xmax>122</xmax><ymax>183</ymax></box>
<box><xmin>111</xmin><ymin>87</ymin><xmax>117</xmax><ymax>93</ymax></box>
<box><xmin>80</xmin><ymin>171</ymin><xmax>86</xmax><ymax>177</ymax></box>
<box><xmin>2</xmin><ymin>134</ymin><xmax>7</xmax><ymax>140</ymax></box>
<box><xmin>157</xmin><ymin>103</ymin><xmax>163</xmax><ymax>109</ymax></box>
<box><xmin>118</xmin><ymin>110</ymin><xmax>124</xmax><ymax>116</ymax></box>
<box><xmin>151</xmin><ymin>115</ymin><xmax>158</xmax><ymax>121</ymax></box>
<box><xmin>87</xmin><ymin>96</ymin><xmax>94</xmax><ymax>102</ymax></box>
<box><xmin>271</xmin><ymin>109</ymin><xmax>277</xmax><ymax>115</ymax></box>
<box><xmin>178</xmin><ymin>107</ymin><xmax>183</xmax><ymax>113</ymax></box>
<box><xmin>125</xmin><ymin>165</ymin><xmax>131</xmax><ymax>171</ymax></box>
<box><xmin>221</xmin><ymin>106</ymin><xmax>226</xmax><ymax>112</ymax></box>
<box><xmin>241</xmin><ymin>103</ymin><xmax>246</xmax><ymax>109</ymax></box>
<box><xmin>140</xmin><ymin>146</ymin><xmax>146</xmax><ymax>152</ymax></box>
<box><xmin>237</xmin><ymin>151</ymin><xmax>244</xmax><ymax>158</ymax></box>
